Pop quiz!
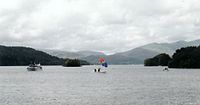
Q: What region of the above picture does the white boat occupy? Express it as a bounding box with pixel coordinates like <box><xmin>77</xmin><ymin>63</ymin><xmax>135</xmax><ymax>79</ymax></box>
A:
<box><xmin>94</xmin><ymin>68</ymin><xmax>107</xmax><ymax>73</ymax></box>
<box><xmin>94</xmin><ymin>58</ymin><xmax>108</xmax><ymax>73</ymax></box>
<box><xmin>27</xmin><ymin>64</ymin><xmax>42</xmax><ymax>71</ymax></box>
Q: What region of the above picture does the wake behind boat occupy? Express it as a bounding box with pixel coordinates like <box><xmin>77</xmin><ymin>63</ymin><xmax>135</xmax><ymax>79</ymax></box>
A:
<box><xmin>27</xmin><ymin>63</ymin><xmax>42</xmax><ymax>71</ymax></box>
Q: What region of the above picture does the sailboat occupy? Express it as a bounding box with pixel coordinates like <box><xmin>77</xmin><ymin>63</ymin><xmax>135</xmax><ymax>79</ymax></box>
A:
<box><xmin>94</xmin><ymin>58</ymin><xmax>108</xmax><ymax>73</ymax></box>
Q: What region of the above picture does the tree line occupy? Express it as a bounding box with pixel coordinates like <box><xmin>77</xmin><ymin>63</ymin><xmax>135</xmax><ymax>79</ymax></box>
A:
<box><xmin>144</xmin><ymin>46</ymin><xmax>200</xmax><ymax>68</ymax></box>
<box><xmin>0</xmin><ymin>45</ymin><xmax>89</xmax><ymax>66</ymax></box>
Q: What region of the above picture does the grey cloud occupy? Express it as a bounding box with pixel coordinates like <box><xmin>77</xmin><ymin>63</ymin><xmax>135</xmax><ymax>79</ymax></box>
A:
<box><xmin>0</xmin><ymin>0</ymin><xmax>200</xmax><ymax>54</ymax></box>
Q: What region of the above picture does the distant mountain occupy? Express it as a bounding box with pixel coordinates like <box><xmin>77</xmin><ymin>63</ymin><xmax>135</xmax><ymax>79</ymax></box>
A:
<box><xmin>81</xmin><ymin>39</ymin><xmax>200</xmax><ymax>64</ymax></box>
<box><xmin>81</xmin><ymin>48</ymin><xmax>159</xmax><ymax>64</ymax></box>
<box><xmin>39</xmin><ymin>39</ymin><xmax>200</xmax><ymax>65</ymax></box>
<box><xmin>41</xmin><ymin>49</ymin><xmax>83</xmax><ymax>59</ymax></box>
<box><xmin>140</xmin><ymin>39</ymin><xmax>200</xmax><ymax>55</ymax></box>
<box><xmin>76</xmin><ymin>51</ymin><xmax>105</xmax><ymax>57</ymax></box>
<box><xmin>42</xmin><ymin>49</ymin><xmax>105</xmax><ymax>59</ymax></box>
<box><xmin>0</xmin><ymin>45</ymin><xmax>63</xmax><ymax>66</ymax></box>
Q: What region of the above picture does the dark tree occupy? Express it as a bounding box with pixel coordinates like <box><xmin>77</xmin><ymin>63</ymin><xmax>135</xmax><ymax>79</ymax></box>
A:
<box><xmin>144</xmin><ymin>53</ymin><xmax>171</xmax><ymax>66</ymax></box>
<box><xmin>63</xmin><ymin>59</ymin><xmax>81</xmax><ymax>67</ymax></box>
<box><xmin>168</xmin><ymin>46</ymin><xmax>200</xmax><ymax>68</ymax></box>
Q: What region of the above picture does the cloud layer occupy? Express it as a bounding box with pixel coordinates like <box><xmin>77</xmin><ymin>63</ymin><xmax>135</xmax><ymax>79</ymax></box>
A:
<box><xmin>0</xmin><ymin>0</ymin><xmax>200</xmax><ymax>54</ymax></box>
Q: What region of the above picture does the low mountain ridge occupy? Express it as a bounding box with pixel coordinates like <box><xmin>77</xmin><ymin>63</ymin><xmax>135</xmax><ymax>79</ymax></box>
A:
<box><xmin>39</xmin><ymin>39</ymin><xmax>200</xmax><ymax>65</ymax></box>
<box><xmin>42</xmin><ymin>49</ymin><xmax>105</xmax><ymax>59</ymax></box>
<box><xmin>140</xmin><ymin>40</ymin><xmax>200</xmax><ymax>55</ymax></box>
<box><xmin>41</xmin><ymin>49</ymin><xmax>83</xmax><ymax>59</ymax></box>
<box><xmin>81</xmin><ymin>39</ymin><xmax>200</xmax><ymax>64</ymax></box>
<box><xmin>0</xmin><ymin>45</ymin><xmax>64</xmax><ymax>66</ymax></box>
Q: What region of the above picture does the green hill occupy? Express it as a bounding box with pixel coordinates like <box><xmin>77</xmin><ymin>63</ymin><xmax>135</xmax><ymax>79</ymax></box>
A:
<box><xmin>0</xmin><ymin>45</ymin><xmax>64</xmax><ymax>66</ymax></box>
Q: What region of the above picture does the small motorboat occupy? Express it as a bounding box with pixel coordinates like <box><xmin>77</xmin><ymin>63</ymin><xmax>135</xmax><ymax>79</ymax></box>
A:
<box><xmin>27</xmin><ymin>63</ymin><xmax>42</xmax><ymax>71</ymax></box>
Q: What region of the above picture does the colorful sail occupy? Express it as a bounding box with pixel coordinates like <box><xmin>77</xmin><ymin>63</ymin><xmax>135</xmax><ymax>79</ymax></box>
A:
<box><xmin>99</xmin><ymin>57</ymin><xmax>108</xmax><ymax>68</ymax></box>
<box><xmin>99</xmin><ymin>58</ymin><xmax>105</xmax><ymax>63</ymax></box>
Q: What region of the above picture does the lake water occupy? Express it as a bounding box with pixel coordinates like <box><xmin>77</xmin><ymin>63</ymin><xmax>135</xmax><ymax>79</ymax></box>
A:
<box><xmin>0</xmin><ymin>65</ymin><xmax>200</xmax><ymax>105</ymax></box>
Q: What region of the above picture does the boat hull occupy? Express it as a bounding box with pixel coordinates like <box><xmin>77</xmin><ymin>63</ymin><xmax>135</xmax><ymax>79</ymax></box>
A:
<box><xmin>27</xmin><ymin>66</ymin><xmax>42</xmax><ymax>71</ymax></box>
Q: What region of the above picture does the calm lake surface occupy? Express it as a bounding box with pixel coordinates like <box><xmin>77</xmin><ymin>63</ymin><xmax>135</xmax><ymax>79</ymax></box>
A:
<box><xmin>0</xmin><ymin>65</ymin><xmax>200</xmax><ymax>105</ymax></box>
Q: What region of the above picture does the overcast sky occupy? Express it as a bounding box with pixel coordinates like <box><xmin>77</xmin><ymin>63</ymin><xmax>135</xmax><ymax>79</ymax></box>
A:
<box><xmin>0</xmin><ymin>0</ymin><xmax>200</xmax><ymax>54</ymax></box>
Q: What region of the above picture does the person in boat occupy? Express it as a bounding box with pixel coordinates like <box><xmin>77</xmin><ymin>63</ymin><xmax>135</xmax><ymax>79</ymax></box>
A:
<box><xmin>98</xmin><ymin>68</ymin><xmax>101</xmax><ymax>72</ymax></box>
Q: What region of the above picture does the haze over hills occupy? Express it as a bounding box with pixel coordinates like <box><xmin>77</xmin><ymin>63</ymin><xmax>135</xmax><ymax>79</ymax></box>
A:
<box><xmin>41</xmin><ymin>49</ymin><xmax>83</xmax><ymax>59</ymax></box>
<box><xmin>76</xmin><ymin>39</ymin><xmax>200</xmax><ymax>64</ymax></box>
<box><xmin>3</xmin><ymin>38</ymin><xmax>199</xmax><ymax>65</ymax></box>
<box><xmin>140</xmin><ymin>39</ymin><xmax>200</xmax><ymax>55</ymax></box>
<box><xmin>41</xmin><ymin>49</ymin><xmax>105</xmax><ymax>59</ymax></box>
<box><xmin>39</xmin><ymin>39</ymin><xmax>200</xmax><ymax>64</ymax></box>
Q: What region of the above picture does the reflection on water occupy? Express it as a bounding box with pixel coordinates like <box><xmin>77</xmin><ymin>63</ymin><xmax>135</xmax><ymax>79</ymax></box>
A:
<box><xmin>0</xmin><ymin>65</ymin><xmax>200</xmax><ymax>105</ymax></box>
